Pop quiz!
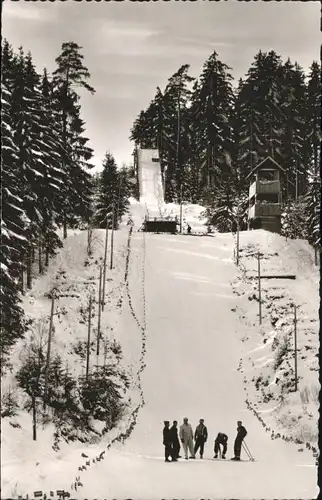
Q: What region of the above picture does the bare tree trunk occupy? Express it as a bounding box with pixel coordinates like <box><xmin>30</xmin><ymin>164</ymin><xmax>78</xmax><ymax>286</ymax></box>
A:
<box><xmin>102</xmin><ymin>221</ymin><xmax>109</xmax><ymax>311</ymax></box>
<box><xmin>96</xmin><ymin>266</ymin><xmax>102</xmax><ymax>356</ymax></box>
<box><xmin>87</xmin><ymin>222</ymin><xmax>93</xmax><ymax>256</ymax></box>
<box><xmin>32</xmin><ymin>394</ymin><xmax>37</xmax><ymax>441</ymax></box>
<box><xmin>27</xmin><ymin>244</ymin><xmax>32</xmax><ymax>290</ymax></box>
<box><xmin>258</xmin><ymin>252</ymin><xmax>262</xmax><ymax>325</ymax></box>
<box><xmin>45</xmin><ymin>246</ymin><xmax>50</xmax><ymax>267</ymax></box>
<box><xmin>38</xmin><ymin>238</ymin><xmax>43</xmax><ymax>274</ymax></box>
<box><xmin>110</xmin><ymin>204</ymin><xmax>115</xmax><ymax>270</ymax></box>
<box><xmin>19</xmin><ymin>254</ymin><xmax>25</xmax><ymax>295</ymax></box>
<box><xmin>116</xmin><ymin>174</ymin><xmax>123</xmax><ymax>227</ymax></box>
<box><xmin>176</xmin><ymin>91</ymin><xmax>181</xmax><ymax>194</ymax></box>
<box><xmin>43</xmin><ymin>294</ymin><xmax>55</xmax><ymax>411</ymax></box>
<box><xmin>63</xmin><ymin>219</ymin><xmax>67</xmax><ymax>239</ymax></box>
<box><xmin>32</xmin><ymin>246</ymin><xmax>35</xmax><ymax>264</ymax></box>
<box><xmin>86</xmin><ymin>295</ymin><xmax>92</xmax><ymax>380</ymax></box>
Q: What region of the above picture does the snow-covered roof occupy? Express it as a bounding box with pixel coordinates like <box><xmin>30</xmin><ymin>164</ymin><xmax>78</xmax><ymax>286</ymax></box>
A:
<box><xmin>246</xmin><ymin>156</ymin><xmax>286</xmax><ymax>181</ymax></box>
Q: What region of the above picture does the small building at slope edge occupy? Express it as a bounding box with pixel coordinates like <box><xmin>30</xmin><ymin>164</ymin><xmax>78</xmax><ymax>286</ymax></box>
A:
<box><xmin>246</xmin><ymin>156</ymin><xmax>286</xmax><ymax>234</ymax></box>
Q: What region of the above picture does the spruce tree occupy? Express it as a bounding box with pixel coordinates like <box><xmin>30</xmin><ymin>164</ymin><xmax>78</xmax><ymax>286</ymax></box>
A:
<box><xmin>94</xmin><ymin>153</ymin><xmax>119</xmax><ymax>228</ymax></box>
<box><xmin>279</xmin><ymin>60</ymin><xmax>307</xmax><ymax>199</ymax></box>
<box><xmin>234</xmin><ymin>51</ymin><xmax>284</xmax><ymax>195</ymax></box>
<box><xmin>303</xmin><ymin>62</ymin><xmax>320</xmax><ymax>248</ymax></box>
<box><xmin>52</xmin><ymin>42</ymin><xmax>95</xmax><ymax>238</ymax></box>
<box><xmin>1</xmin><ymin>84</ymin><xmax>28</xmax><ymax>363</ymax></box>
<box><xmin>191</xmin><ymin>51</ymin><xmax>234</xmax><ymax>192</ymax></box>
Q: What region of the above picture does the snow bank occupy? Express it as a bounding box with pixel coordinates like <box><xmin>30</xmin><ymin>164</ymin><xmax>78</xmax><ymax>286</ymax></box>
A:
<box><xmin>232</xmin><ymin>229</ymin><xmax>319</xmax><ymax>457</ymax></box>
<box><xmin>1</xmin><ymin>221</ymin><xmax>146</xmax><ymax>497</ymax></box>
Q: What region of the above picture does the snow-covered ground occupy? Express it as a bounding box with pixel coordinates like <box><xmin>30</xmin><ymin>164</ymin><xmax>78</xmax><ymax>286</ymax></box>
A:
<box><xmin>1</xmin><ymin>154</ymin><xmax>319</xmax><ymax>499</ymax></box>
<box><xmin>231</xmin><ymin>230</ymin><xmax>320</xmax><ymax>456</ymax></box>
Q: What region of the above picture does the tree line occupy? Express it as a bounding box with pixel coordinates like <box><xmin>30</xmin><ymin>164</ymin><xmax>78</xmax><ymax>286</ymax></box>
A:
<box><xmin>1</xmin><ymin>40</ymin><xmax>136</xmax><ymax>444</ymax></box>
<box><xmin>1</xmin><ymin>39</ymin><xmax>133</xmax><ymax>366</ymax></box>
<box><xmin>1</xmin><ymin>40</ymin><xmax>95</xmax><ymax>361</ymax></box>
<box><xmin>130</xmin><ymin>50</ymin><xmax>320</xmax><ymax>240</ymax></box>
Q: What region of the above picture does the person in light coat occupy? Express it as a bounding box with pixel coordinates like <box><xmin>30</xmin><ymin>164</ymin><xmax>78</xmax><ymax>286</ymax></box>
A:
<box><xmin>179</xmin><ymin>417</ymin><xmax>195</xmax><ymax>459</ymax></box>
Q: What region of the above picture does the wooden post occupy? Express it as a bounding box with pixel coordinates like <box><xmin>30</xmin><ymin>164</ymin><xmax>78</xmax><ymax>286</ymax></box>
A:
<box><xmin>236</xmin><ymin>205</ymin><xmax>240</xmax><ymax>266</ymax></box>
<box><xmin>179</xmin><ymin>185</ymin><xmax>183</xmax><ymax>234</ymax></box>
<box><xmin>294</xmin><ymin>304</ymin><xmax>298</xmax><ymax>392</ymax></box>
<box><xmin>96</xmin><ymin>266</ymin><xmax>102</xmax><ymax>356</ymax></box>
<box><xmin>257</xmin><ymin>252</ymin><xmax>262</xmax><ymax>325</ymax></box>
<box><xmin>110</xmin><ymin>203</ymin><xmax>115</xmax><ymax>270</ymax></box>
<box><xmin>101</xmin><ymin>219</ymin><xmax>109</xmax><ymax>311</ymax></box>
<box><xmin>43</xmin><ymin>294</ymin><xmax>55</xmax><ymax>410</ymax></box>
<box><xmin>86</xmin><ymin>295</ymin><xmax>92</xmax><ymax>381</ymax></box>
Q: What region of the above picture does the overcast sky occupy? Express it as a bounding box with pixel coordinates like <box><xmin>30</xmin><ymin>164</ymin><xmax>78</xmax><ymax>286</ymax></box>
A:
<box><xmin>3</xmin><ymin>0</ymin><xmax>320</xmax><ymax>171</ymax></box>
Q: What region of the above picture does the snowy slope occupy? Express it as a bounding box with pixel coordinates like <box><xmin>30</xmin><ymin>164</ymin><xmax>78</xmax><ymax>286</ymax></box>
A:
<box><xmin>1</xmin><ymin>226</ymin><xmax>145</xmax><ymax>497</ymax></box>
<box><xmin>2</xmin><ymin>217</ymin><xmax>318</xmax><ymax>496</ymax></box>
<box><xmin>72</xmin><ymin>227</ymin><xmax>317</xmax><ymax>499</ymax></box>
<box><xmin>231</xmin><ymin>230</ymin><xmax>320</xmax><ymax>454</ymax></box>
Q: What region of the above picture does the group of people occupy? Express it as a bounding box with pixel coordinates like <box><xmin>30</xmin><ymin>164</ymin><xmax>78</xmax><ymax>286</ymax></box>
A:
<box><xmin>163</xmin><ymin>418</ymin><xmax>247</xmax><ymax>462</ymax></box>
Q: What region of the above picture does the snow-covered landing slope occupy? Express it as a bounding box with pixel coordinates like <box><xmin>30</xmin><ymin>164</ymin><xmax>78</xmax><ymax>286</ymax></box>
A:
<box><xmin>75</xmin><ymin>225</ymin><xmax>317</xmax><ymax>499</ymax></box>
<box><xmin>2</xmin><ymin>215</ymin><xmax>318</xmax><ymax>499</ymax></box>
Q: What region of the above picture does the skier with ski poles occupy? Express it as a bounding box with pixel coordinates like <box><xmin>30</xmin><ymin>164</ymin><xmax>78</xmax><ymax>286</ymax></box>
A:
<box><xmin>214</xmin><ymin>432</ymin><xmax>228</xmax><ymax>459</ymax></box>
<box><xmin>194</xmin><ymin>419</ymin><xmax>208</xmax><ymax>459</ymax></box>
<box><xmin>231</xmin><ymin>421</ymin><xmax>247</xmax><ymax>461</ymax></box>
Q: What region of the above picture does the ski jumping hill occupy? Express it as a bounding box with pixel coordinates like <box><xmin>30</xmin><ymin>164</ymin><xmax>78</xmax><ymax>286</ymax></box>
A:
<box><xmin>137</xmin><ymin>149</ymin><xmax>164</xmax><ymax>218</ymax></box>
<box><xmin>1</xmin><ymin>162</ymin><xmax>319</xmax><ymax>498</ymax></box>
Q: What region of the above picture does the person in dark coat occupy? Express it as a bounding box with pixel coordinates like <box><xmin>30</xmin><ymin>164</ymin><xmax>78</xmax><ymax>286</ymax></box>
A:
<box><xmin>194</xmin><ymin>419</ymin><xmax>208</xmax><ymax>459</ymax></box>
<box><xmin>231</xmin><ymin>421</ymin><xmax>247</xmax><ymax>461</ymax></box>
<box><xmin>163</xmin><ymin>421</ymin><xmax>176</xmax><ymax>462</ymax></box>
<box><xmin>214</xmin><ymin>432</ymin><xmax>228</xmax><ymax>459</ymax></box>
<box><xmin>169</xmin><ymin>420</ymin><xmax>181</xmax><ymax>459</ymax></box>
<box><xmin>187</xmin><ymin>224</ymin><xmax>192</xmax><ymax>234</ymax></box>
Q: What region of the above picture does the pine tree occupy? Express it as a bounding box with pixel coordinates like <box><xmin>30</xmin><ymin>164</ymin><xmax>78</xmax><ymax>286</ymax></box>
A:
<box><xmin>279</xmin><ymin>60</ymin><xmax>307</xmax><ymax>199</ymax></box>
<box><xmin>303</xmin><ymin>61</ymin><xmax>321</xmax><ymax>248</ymax></box>
<box><xmin>94</xmin><ymin>153</ymin><xmax>119</xmax><ymax>228</ymax></box>
<box><xmin>190</xmin><ymin>51</ymin><xmax>234</xmax><ymax>193</ymax></box>
<box><xmin>305</xmin><ymin>62</ymin><xmax>320</xmax><ymax>180</ymax></box>
<box><xmin>115</xmin><ymin>165</ymin><xmax>131</xmax><ymax>224</ymax></box>
<box><xmin>162</xmin><ymin>65</ymin><xmax>194</xmax><ymax>201</ymax></box>
<box><xmin>52</xmin><ymin>42</ymin><xmax>95</xmax><ymax>238</ymax></box>
<box><xmin>234</xmin><ymin>51</ymin><xmax>285</xmax><ymax>195</ymax></box>
<box><xmin>1</xmin><ymin>83</ymin><xmax>28</xmax><ymax>362</ymax></box>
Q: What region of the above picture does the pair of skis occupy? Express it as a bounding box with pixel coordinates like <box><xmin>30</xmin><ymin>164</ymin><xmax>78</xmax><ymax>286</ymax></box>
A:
<box><xmin>214</xmin><ymin>441</ymin><xmax>255</xmax><ymax>462</ymax></box>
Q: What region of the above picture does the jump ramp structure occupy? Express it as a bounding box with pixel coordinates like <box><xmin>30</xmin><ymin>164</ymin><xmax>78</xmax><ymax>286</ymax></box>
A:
<box><xmin>138</xmin><ymin>149</ymin><xmax>177</xmax><ymax>233</ymax></box>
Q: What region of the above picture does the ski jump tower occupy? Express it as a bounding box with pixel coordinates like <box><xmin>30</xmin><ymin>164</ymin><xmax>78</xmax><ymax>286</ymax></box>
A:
<box><xmin>137</xmin><ymin>149</ymin><xmax>176</xmax><ymax>233</ymax></box>
<box><xmin>246</xmin><ymin>156</ymin><xmax>285</xmax><ymax>234</ymax></box>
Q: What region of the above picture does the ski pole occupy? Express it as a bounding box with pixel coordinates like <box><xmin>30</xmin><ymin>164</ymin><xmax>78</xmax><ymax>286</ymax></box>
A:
<box><xmin>242</xmin><ymin>442</ymin><xmax>251</xmax><ymax>459</ymax></box>
<box><xmin>244</xmin><ymin>441</ymin><xmax>253</xmax><ymax>458</ymax></box>
<box><xmin>243</xmin><ymin>441</ymin><xmax>254</xmax><ymax>461</ymax></box>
